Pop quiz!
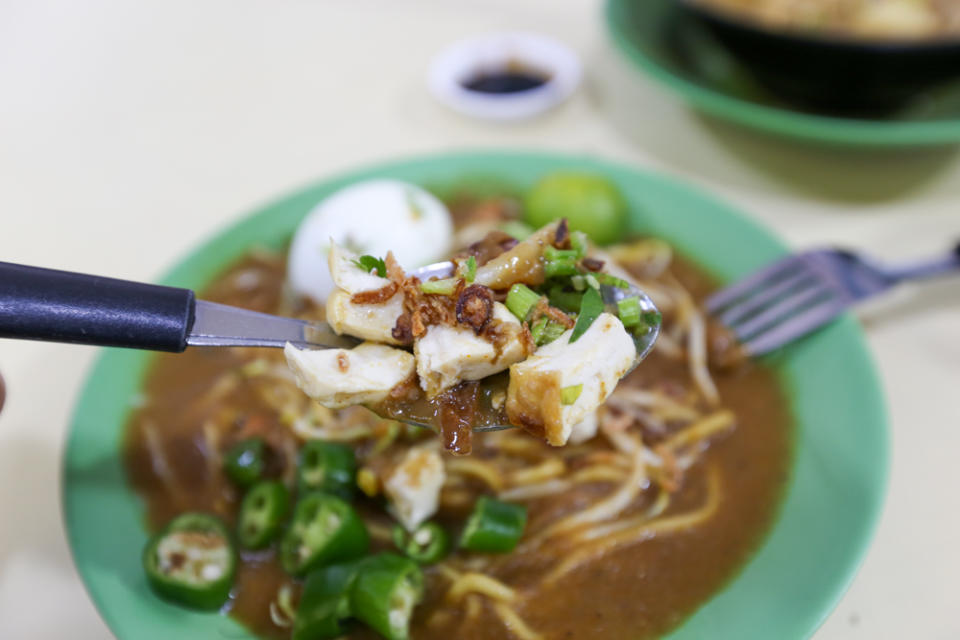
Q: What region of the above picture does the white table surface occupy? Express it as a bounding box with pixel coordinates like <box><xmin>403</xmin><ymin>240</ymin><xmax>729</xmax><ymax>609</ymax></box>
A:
<box><xmin>1</xmin><ymin>0</ymin><xmax>958</xmax><ymax>638</ymax></box>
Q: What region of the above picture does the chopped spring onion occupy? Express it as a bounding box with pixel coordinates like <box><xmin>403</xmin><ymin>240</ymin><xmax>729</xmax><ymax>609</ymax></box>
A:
<box><xmin>543</xmin><ymin>246</ymin><xmax>579</xmax><ymax>262</ymax></box>
<box><xmin>596</xmin><ymin>273</ymin><xmax>630</xmax><ymax>289</ymax></box>
<box><xmin>544</xmin><ymin>258</ymin><xmax>580</xmax><ymax>278</ymax></box>
<box><xmin>505</xmin><ymin>284</ymin><xmax>541</xmax><ymax>322</ymax></box>
<box><xmin>570</xmin><ymin>287</ymin><xmax>604</xmax><ymax>343</ymax></box>
<box><xmin>570</xmin><ymin>231</ymin><xmax>589</xmax><ymax>258</ymax></box>
<box><xmin>529</xmin><ymin>317</ymin><xmax>548</xmax><ymax>344</ymax></box>
<box><xmin>530</xmin><ymin>317</ymin><xmax>566</xmax><ymax>346</ymax></box>
<box><xmin>352</xmin><ymin>255</ymin><xmax>387</xmax><ymax>278</ymax></box>
<box><xmin>420</xmin><ymin>277</ymin><xmax>459</xmax><ymax>295</ymax></box>
<box><xmin>571</xmin><ymin>275</ymin><xmax>586</xmax><ymax>291</ymax></box>
<box><xmin>584</xmin><ymin>274</ymin><xmax>601</xmax><ymax>290</ymax></box>
<box><xmin>642</xmin><ymin>310</ymin><xmax>662</xmax><ymax>328</ymax></box>
<box><xmin>617</xmin><ymin>297</ymin><xmax>642</xmax><ymax>328</ymax></box>
<box><xmin>548</xmin><ymin>285</ymin><xmax>583</xmax><ymax>313</ymax></box>
<box><xmin>461</xmin><ymin>256</ymin><xmax>477</xmax><ymax>283</ymax></box>
<box><xmin>561</xmin><ymin>384</ymin><xmax>583</xmax><ymax>405</ymax></box>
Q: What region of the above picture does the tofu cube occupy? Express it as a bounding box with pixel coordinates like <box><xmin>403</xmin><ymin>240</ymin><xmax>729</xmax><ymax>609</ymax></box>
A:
<box><xmin>326</xmin><ymin>290</ymin><xmax>404</xmax><ymax>345</ymax></box>
<box><xmin>384</xmin><ymin>447</ymin><xmax>446</xmax><ymax>531</ymax></box>
<box><xmin>414</xmin><ymin>302</ymin><xmax>531</xmax><ymax>397</ymax></box>
<box><xmin>284</xmin><ymin>342</ymin><xmax>415</xmax><ymax>409</ymax></box>
<box><xmin>506</xmin><ymin>313</ymin><xmax>635</xmax><ymax>446</ymax></box>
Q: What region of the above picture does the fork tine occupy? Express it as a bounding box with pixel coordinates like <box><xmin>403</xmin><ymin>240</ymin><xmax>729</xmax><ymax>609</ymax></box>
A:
<box><xmin>729</xmin><ymin>283</ymin><xmax>837</xmax><ymax>341</ymax></box>
<box><xmin>705</xmin><ymin>255</ymin><xmax>805</xmax><ymax>314</ymax></box>
<box><xmin>717</xmin><ymin>269</ymin><xmax>819</xmax><ymax>326</ymax></box>
<box><xmin>742</xmin><ymin>298</ymin><xmax>847</xmax><ymax>356</ymax></box>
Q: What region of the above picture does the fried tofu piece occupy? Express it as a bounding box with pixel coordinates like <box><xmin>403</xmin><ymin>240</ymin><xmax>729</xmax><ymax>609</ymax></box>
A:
<box><xmin>414</xmin><ymin>303</ymin><xmax>531</xmax><ymax>397</ymax></box>
<box><xmin>284</xmin><ymin>342</ymin><xmax>414</xmax><ymax>409</ymax></box>
<box><xmin>506</xmin><ymin>313</ymin><xmax>635</xmax><ymax>446</ymax></box>
<box><xmin>384</xmin><ymin>447</ymin><xmax>446</xmax><ymax>531</ymax></box>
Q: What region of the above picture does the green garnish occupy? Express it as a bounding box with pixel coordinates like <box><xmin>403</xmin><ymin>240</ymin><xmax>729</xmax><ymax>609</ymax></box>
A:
<box><xmin>585</xmin><ymin>274</ymin><xmax>601</xmax><ymax>290</ymax></box>
<box><xmin>570</xmin><ymin>231</ymin><xmax>589</xmax><ymax>258</ymax></box>
<box><xmin>570</xmin><ymin>287</ymin><xmax>603</xmax><ymax>343</ymax></box>
<box><xmin>571</xmin><ymin>275</ymin><xmax>586</xmax><ymax>291</ymax></box>
<box><xmin>561</xmin><ymin>384</ymin><xmax>583</xmax><ymax>405</ymax></box>
<box><xmin>529</xmin><ymin>316</ymin><xmax>566</xmax><ymax>346</ymax></box>
<box><xmin>544</xmin><ymin>258</ymin><xmax>579</xmax><ymax>278</ymax></box>
<box><xmin>548</xmin><ymin>285</ymin><xmax>583</xmax><ymax>313</ymax></box>
<box><xmin>352</xmin><ymin>255</ymin><xmax>387</xmax><ymax>278</ymax></box>
<box><xmin>543</xmin><ymin>246</ymin><xmax>579</xmax><ymax>262</ymax></box>
<box><xmin>617</xmin><ymin>297</ymin><xmax>642</xmax><ymax>328</ymax></box>
<box><xmin>642</xmin><ymin>310</ymin><xmax>662</xmax><ymax>328</ymax></box>
<box><xmin>529</xmin><ymin>317</ymin><xmax>548</xmax><ymax>344</ymax></box>
<box><xmin>420</xmin><ymin>277</ymin><xmax>459</xmax><ymax>295</ymax></box>
<box><xmin>461</xmin><ymin>256</ymin><xmax>477</xmax><ymax>284</ymax></box>
<box><xmin>505</xmin><ymin>284</ymin><xmax>541</xmax><ymax>322</ymax></box>
<box><xmin>460</xmin><ymin>497</ymin><xmax>527</xmax><ymax>553</ymax></box>
<box><xmin>596</xmin><ymin>273</ymin><xmax>630</xmax><ymax>289</ymax></box>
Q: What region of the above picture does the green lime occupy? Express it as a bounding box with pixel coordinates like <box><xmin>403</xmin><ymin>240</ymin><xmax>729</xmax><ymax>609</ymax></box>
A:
<box><xmin>524</xmin><ymin>172</ymin><xmax>627</xmax><ymax>245</ymax></box>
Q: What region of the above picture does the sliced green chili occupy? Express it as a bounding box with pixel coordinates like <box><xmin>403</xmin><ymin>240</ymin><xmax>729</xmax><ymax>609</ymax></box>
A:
<box><xmin>617</xmin><ymin>296</ymin><xmax>642</xmax><ymax>328</ymax></box>
<box><xmin>298</xmin><ymin>440</ymin><xmax>357</xmax><ymax>500</ymax></box>
<box><xmin>142</xmin><ymin>512</ymin><xmax>236</xmax><ymax>610</ymax></box>
<box><xmin>419</xmin><ymin>277</ymin><xmax>459</xmax><ymax>296</ymax></box>
<box><xmin>460</xmin><ymin>496</ymin><xmax>527</xmax><ymax>553</ymax></box>
<box><xmin>350</xmin><ymin>553</ymin><xmax>424</xmax><ymax>640</ymax></box>
<box><xmin>237</xmin><ymin>480</ymin><xmax>290</xmax><ymax>550</ymax></box>
<box><xmin>281</xmin><ymin>493</ymin><xmax>370</xmax><ymax>576</ymax></box>
<box><xmin>570</xmin><ymin>287</ymin><xmax>604</xmax><ymax>343</ymax></box>
<box><xmin>392</xmin><ymin>522</ymin><xmax>449</xmax><ymax>564</ymax></box>
<box><xmin>505</xmin><ymin>283</ymin><xmax>541</xmax><ymax>322</ymax></box>
<box><xmin>292</xmin><ymin>561</ymin><xmax>361</xmax><ymax>640</ymax></box>
<box><xmin>561</xmin><ymin>384</ymin><xmax>583</xmax><ymax>405</ymax></box>
<box><xmin>224</xmin><ymin>437</ymin><xmax>266</xmax><ymax>488</ymax></box>
<box><xmin>352</xmin><ymin>255</ymin><xmax>387</xmax><ymax>277</ymax></box>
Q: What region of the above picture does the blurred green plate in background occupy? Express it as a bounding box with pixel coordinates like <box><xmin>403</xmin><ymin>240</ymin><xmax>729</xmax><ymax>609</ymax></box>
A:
<box><xmin>606</xmin><ymin>0</ymin><xmax>960</xmax><ymax>146</ymax></box>
<box><xmin>63</xmin><ymin>150</ymin><xmax>888</xmax><ymax>639</ymax></box>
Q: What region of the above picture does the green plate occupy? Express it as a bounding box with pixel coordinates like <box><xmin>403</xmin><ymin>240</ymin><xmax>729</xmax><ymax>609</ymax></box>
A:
<box><xmin>63</xmin><ymin>150</ymin><xmax>888</xmax><ymax>639</ymax></box>
<box><xmin>606</xmin><ymin>0</ymin><xmax>960</xmax><ymax>146</ymax></box>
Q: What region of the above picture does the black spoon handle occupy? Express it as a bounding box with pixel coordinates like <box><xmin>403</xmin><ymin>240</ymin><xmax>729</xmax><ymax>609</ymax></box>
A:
<box><xmin>0</xmin><ymin>262</ymin><xmax>196</xmax><ymax>352</ymax></box>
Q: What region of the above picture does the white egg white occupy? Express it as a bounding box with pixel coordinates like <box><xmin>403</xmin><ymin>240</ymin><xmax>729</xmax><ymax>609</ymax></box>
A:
<box><xmin>287</xmin><ymin>179</ymin><xmax>454</xmax><ymax>303</ymax></box>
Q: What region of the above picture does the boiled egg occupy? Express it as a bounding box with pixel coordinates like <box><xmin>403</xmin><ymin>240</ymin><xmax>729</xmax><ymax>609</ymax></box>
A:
<box><xmin>287</xmin><ymin>179</ymin><xmax>454</xmax><ymax>303</ymax></box>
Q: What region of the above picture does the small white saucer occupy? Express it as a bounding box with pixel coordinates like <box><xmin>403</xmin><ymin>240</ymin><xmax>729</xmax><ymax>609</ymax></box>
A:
<box><xmin>427</xmin><ymin>32</ymin><xmax>582</xmax><ymax>121</ymax></box>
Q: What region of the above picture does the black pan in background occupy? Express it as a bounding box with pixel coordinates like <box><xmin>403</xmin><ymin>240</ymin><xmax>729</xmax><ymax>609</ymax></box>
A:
<box><xmin>676</xmin><ymin>0</ymin><xmax>960</xmax><ymax>115</ymax></box>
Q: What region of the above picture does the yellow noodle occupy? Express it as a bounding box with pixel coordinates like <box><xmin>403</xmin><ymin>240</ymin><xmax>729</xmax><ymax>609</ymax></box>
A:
<box><xmin>662</xmin><ymin>410</ymin><xmax>735</xmax><ymax>452</ymax></box>
<box><xmin>439</xmin><ymin>488</ymin><xmax>475</xmax><ymax>509</ymax></box>
<box><xmin>464</xmin><ymin>594</ymin><xmax>483</xmax><ymax>623</ymax></box>
<box><xmin>608</xmin><ymin>389</ymin><xmax>701</xmax><ymax>422</ymax></box>
<box><xmin>508</xmin><ymin>458</ymin><xmax>566</xmax><ymax>486</ymax></box>
<box><xmin>142</xmin><ymin>421</ymin><xmax>185</xmax><ymax>507</ymax></box>
<box><xmin>446</xmin><ymin>459</ymin><xmax>505</xmax><ymax>491</ymax></box>
<box><xmin>499</xmin><ymin>479</ymin><xmax>571</xmax><ymax>501</ymax></box>
<box><xmin>653</xmin><ymin>332</ymin><xmax>684</xmax><ymax>359</ymax></box>
<box><xmin>447</xmin><ymin>573</ymin><xmax>517</xmax><ymax>603</ymax></box>
<box><xmin>200</xmin><ymin>420</ymin><xmax>221</xmax><ymax>482</ymax></box>
<box><xmin>546</xmin><ymin>467</ymin><xmax>721</xmax><ymax>585</ymax></box>
<box><xmin>569</xmin><ymin>465</ymin><xmax>628</xmax><ymax>484</ymax></box>
<box><xmin>492</xmin><ymin>602</ymin><xmax>544</xmax><ymax>640</ymax></box>
<box><xmin>686</xmin><ymin>304</ymin><xmax>720</xmax><ymax>407</ymax></box>
<box><xmin>532</xmin><ymin>440</ymin><xmax>647</xmax><ymax>542</ymax></box>
<box><xmin>485</xmin><ymin>434</ymin><xmax>548</xmax><ymax>460</ymax></box>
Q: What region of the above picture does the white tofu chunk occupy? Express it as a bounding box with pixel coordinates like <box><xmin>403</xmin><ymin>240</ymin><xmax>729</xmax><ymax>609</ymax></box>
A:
<box><xmin>414</xmin><ymin>303</ymin><xmax>531</xmax><ymax>397</ymax></box>
<box><xmin>328</xmin><ymin>242</ymin><xmax>392</xmax><ymax>295</ymax></box>
<box><xmin>326</xmin><ymin>290</ymin><xmax>404</xmax><ymax>345</ymax></box>
<box><xmin>506</xmin><ymin>313</ymin><xmax>635</xmax><ymax>446</ymax></box>
<box><xmin>568</xmin><ymin>411</ymin><xmax>599</xmax><ymax>445</ymax></box>
<box><xmin>284</xmin><ymin>342</ymin><xmax>415</xmax><ymax>409</ymax></box>
<box><xmin>384</xmin><ymin>447</ymin><xmax>446</xmax><ymax>532</ymax></box>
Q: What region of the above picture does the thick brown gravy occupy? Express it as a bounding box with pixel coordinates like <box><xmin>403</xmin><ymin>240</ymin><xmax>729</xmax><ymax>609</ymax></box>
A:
<box><xmin>124</xmin><ymin>248</ymin><xmax>791</xmax><ymax>640</ymax></box>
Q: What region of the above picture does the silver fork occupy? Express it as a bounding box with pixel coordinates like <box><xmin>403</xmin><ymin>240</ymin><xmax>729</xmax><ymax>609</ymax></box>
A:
<box><xmin>705</xmin><ymin>243</ymin><xmax>960</xmax><ymax>357</ymax></box>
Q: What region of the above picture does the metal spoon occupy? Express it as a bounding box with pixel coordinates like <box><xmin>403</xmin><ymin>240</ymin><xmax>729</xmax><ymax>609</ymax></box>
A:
<box><xmin>0</xmin><ymin>260</ymin><xmax>659</xmax><ymax>430</ymax></box>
